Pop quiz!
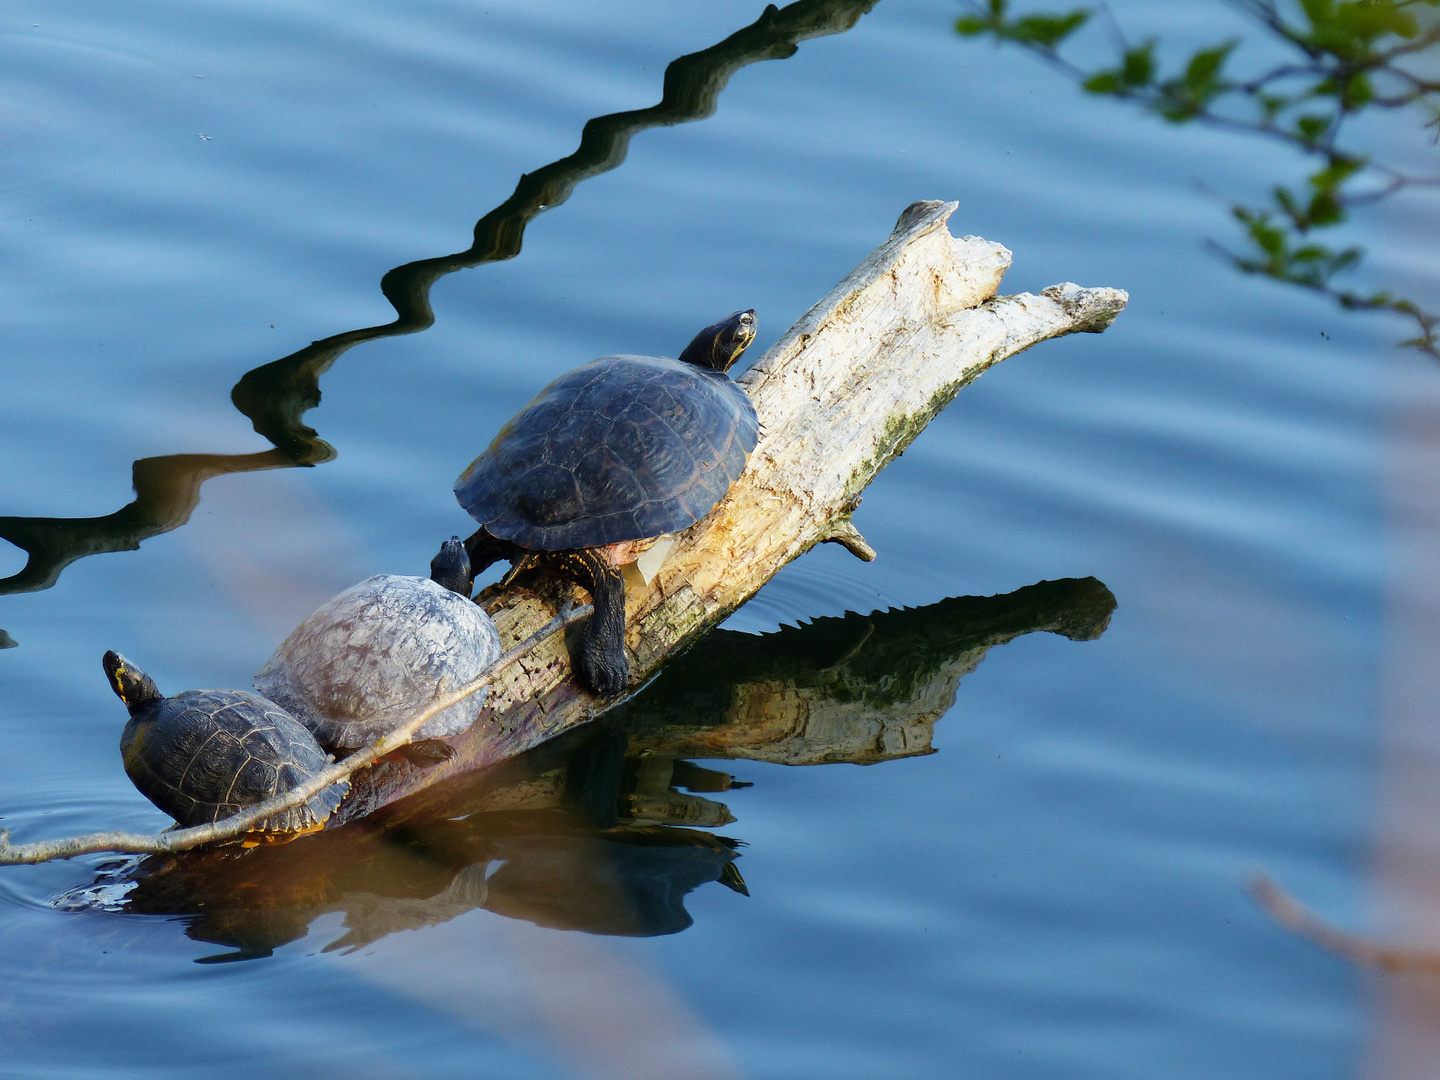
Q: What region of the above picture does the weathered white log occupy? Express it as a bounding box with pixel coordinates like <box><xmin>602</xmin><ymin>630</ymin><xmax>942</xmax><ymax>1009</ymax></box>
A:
<box><xmin>355</xmin><ymin>199</ymin><xmax>1127</xmax><ymax>824</ymax></box>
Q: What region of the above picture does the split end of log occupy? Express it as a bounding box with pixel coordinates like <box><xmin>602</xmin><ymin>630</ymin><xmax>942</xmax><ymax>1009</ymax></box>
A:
<box><xmin>1038</xmin><ymin>282</ymin><xmax>1129</xmax><ymax>334</ymax></box>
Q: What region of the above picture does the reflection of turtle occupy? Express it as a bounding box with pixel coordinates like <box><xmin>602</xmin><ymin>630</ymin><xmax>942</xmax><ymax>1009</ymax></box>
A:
<box><xmin>102</xmin><ymin>651</ymin><xmax>345</xmax><ymax>833</ymax></box>
<box><xmin>254</xmin><ymin>537</ymin><xmax>501</xmax><ymax>753</ymax></box>
<box><xmin>456</xmin><ymin>310</ymin><xmax>759</xmax><ymax>695</ymax></box>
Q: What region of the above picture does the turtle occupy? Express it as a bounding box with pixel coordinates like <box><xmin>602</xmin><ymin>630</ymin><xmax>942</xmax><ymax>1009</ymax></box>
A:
<box><xmin>103</xmin><ymin>650</ymin><xmax>346</xmax><ymax>833</ymax></box>
<box><xmin>455</xmin><ymin>309</ymin><xmax>759</xmax><ymax>696</ymax></box>
<box><xmin>253</xmin><ymin>536</ymin><xmax>502</xmax><ymax>754</ymax></box>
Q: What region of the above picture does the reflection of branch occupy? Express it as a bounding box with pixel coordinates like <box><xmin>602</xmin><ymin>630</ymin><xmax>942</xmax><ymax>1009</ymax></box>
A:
<box><xmin>237</xmin><ymin>0</ymin><xmax>877</xmax><ymax>451</ymax></box>
<box><xmin>0</xmin><ymin>449</ymin><xmax>302</xmax><ymax>594</ymax></box>
<box><xmin>1252</xmin><ymin>873</ymin><xmax>1440</xmax><ymax>976</ymax></box>
<box><xmin>0</xmin><ymin>0</ymin><xmax>879</xmax><ymax>598</ymax></box>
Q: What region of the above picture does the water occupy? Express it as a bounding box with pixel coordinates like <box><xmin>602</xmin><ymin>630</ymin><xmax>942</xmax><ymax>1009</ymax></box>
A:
<box><xmin>0</xmin><ymin>1</ymin><xmax>1431</xmax><ymax>1076</ymax></box>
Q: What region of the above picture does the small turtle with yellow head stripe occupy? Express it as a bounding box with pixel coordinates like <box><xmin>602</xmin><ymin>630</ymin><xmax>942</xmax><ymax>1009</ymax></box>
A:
<box><xmin>103</xmin><ymin>651</ymin><xmax>346</xmax><ymax>835</ymax></box>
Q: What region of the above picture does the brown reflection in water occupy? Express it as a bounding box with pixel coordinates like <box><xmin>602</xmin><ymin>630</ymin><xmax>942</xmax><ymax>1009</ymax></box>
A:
<box><xmin>87</xmin><ymin>576</ymin><xmax>1115</xmax><ymax>963</ymax></box>
<box><xmin>1361</xmin><ymin>364</ymin><xmax>1440</xmax><ymax>1079</ymax></box>
<box><xmin>0</xmin><ymin>0</ymin><xmax>878</xmax><ymax>601</ymax></box>
<box><xmin>1254</xmin><ymin>366</ymin><xmax>1440</xmax><ymax>1078</ymax></box>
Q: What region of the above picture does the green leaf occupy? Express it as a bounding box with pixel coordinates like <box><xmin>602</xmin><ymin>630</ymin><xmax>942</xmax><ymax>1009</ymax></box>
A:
<box><xmin>1294</xmin><ymin>114</ymin><xmax>1332</xmax><ymax>143</ymax></box>
<box><xmin>1328</xmin><ymin>247</ymin><xmax>1361</xmax><ymax>272</ymax></box>
<box><xmin>1185</xmin><ymin>41</ymin><xmax>1236</xmax><ymax>87</ymax></box>
<box><xmin>1307</xmin><ymin>188</ymin><xmax>1344</xmax><ymax>226</ymax></box>
<box><xmin>1121</xmin><ymin>41</ymin><xmax>1156</xmax><ymax>86</ymax></box>
<box><xmin>1156</xmin><ymin>39</ymin><xmax>1237</xmax><ymax>121</ymax></box>
<box><xmin>1339</xmin><ymin>71</ymin><xmax>1374</xmax><ymax>108</ymax></box>
<box><xmin>1335</xmin><ymin>0</ymin><xmax>1420</xmax><ymax>42</ymax></box>
<box><xmin>1082</xmin><ymin>71</ymin><xmax>1122</xmax><ymax>94</ymax></box>
<box><xmin>1309</xmin><ymin>155</ymin><xmax>1365</xmax><ymax>189</ymax></box>
<box><xmin>1274</xmin><ymin>186</ymin><xmax>1301</xmax><ymax>220</ymax></box>
<box><xmin>1258</xmin><ymin>93</ymin><xmax>1289</xmax><ymax>119</ymax></box>
<box><xmin>1010</xmin><ymin>11</ymin><xmax>1090</xmax><ymax>47</ymax></box>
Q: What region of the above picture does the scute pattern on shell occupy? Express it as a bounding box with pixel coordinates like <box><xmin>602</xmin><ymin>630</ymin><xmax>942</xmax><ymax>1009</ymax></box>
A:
<box><xmin>119</xmin><ymin>689</ymin><xmax>346</xmax><ymax>832</ymax></box>
<box><xmin>454</xmin><ymin>354</ymin><xmax>759</xmax><ymax>550</ymax></box>
<box><xmin>254</xmin><ymin>574</ymin><xmax>502</xmax><ymax>751</ymax></box>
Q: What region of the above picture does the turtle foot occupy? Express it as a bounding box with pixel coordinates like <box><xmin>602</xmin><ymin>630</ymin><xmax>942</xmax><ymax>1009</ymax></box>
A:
<box><xmin>538</xmin><ymin>547</ymin><xmax>630</xmax><ymax>697</ymax></box>
<box><xmin>576</xmin><ymin>642</ymin><xmax>629</xmax><ymax>697</ymax></box>
<box><xmin>397</xmin><ymin>740</ymin><xmax>458</xmax><ymax>768</ymax></box>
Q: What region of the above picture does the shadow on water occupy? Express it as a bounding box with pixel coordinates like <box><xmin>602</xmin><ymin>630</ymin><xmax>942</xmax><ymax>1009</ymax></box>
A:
<box><xmin>0</xmin><ymin>0</ymin><xmax>878</xmax><ymax>603</ymax></box>
<box><xmin>59</xmin><ymin>577</ymin><xmax>1115</xmax><ymax>963</ymax></box>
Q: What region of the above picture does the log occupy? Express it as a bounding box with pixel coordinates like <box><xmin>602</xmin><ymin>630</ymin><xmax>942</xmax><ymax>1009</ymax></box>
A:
<box><xmin>349</xmin><ymin>200</ymin><xmax>1127</xmax><ymax>824</ymax></box>
<box><xmin>0</xmin><ymin>200</ymin><xmax>1127</xmax><ymax>864</ymax></box>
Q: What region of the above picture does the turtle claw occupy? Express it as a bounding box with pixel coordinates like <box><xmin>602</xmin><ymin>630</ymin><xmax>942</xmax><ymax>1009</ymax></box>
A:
<box><xmin>578</xmin><ymin>646</ymin><xmax>629</xmax><ymax>697</ymax></box>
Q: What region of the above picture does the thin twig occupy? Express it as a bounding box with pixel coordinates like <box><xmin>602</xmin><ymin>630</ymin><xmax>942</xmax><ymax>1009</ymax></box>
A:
<box><xmin>0</xmin><ymin>601</ymin><xmax>592</xmax><ymax>866</ymax></box>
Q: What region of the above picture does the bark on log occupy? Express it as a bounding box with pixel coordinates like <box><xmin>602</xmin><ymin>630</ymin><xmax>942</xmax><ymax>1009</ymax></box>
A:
<box><xmin>347</xmin><ymin>200</ymin><xmax>1128</xmax><ymax>824</ymax></box>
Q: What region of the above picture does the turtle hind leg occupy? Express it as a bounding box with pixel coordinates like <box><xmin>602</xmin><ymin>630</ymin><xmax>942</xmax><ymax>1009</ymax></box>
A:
<box><xmin>541</xmin><ymin>548</ymin><xmax>629</xmax><ymax>696</ymax></box>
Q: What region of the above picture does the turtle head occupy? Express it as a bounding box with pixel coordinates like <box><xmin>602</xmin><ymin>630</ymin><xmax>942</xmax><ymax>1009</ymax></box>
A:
<box><xmin>102</xmin><ymin>651</ymin><xmax>162</xmax><ymax>713</ymax></box>
<box><xmin>677</xmin><ymin>309</ymin><xmax>756</xmax><ymax>373</ymax></box>
<box><xmin>430</xmin><ymin>536</ymin><xmax>475</xmax><ymax>596</ymax></box>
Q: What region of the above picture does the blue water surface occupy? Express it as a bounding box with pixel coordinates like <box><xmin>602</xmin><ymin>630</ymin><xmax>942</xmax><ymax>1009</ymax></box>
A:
<box><xmin>1</xmin><ymin>1</ymin><xmax>1421</xmax><ymax>1077</ymax></box>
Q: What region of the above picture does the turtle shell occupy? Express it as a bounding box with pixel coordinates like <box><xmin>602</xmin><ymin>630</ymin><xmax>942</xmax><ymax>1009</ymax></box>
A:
<box><xmin>254</xmin><ymin>574</ymin><xmax>502</xmax><ymax>752</ymax></box>
<box><xmin>454</xmin><ymin>354</ymin><xmax>759</xmax><ymax>551</ymax></box>
<box><xmin>120</xmin><ymin>688</ymin><xmax>346</xmax><ymax>831</ymax></box>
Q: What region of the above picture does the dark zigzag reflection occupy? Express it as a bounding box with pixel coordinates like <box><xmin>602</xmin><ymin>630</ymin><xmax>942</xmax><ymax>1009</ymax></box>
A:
<box><xmin>0</xmin><ymin>0</ymin><xmax>879</xmax><ymax>599</ymax></box>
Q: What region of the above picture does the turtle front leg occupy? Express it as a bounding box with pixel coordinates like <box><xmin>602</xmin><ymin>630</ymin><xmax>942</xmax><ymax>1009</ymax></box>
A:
<box><xmin>463</xmin><ymin>528</ymin><xmax>520</xmax><ymax>578</ymax></box>
<box><xmin>540</xmin><ymin>549</ymin><xmax>629</xmax><ymax>696</ymax></box>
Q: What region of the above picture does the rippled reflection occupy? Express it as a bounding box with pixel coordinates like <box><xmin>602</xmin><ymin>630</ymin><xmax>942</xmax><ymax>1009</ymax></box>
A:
<box><xmin>67</xmin><ymin>576</ymin><xmax>1114</xmax><ymax>962</ymax></box>
<box><xmin>0</xmin><ymin>0</ymin><xmax>878</xmax><ymax>599</ymax></box>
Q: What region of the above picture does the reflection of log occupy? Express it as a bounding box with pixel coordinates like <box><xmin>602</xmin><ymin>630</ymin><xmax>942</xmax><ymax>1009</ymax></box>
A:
<box><xmin>467</xmin><ymin>578</ymin><xmax>1115</xmax><ymax>829</ymax></box>
<box><xmin>616</xmin><ymin>576</ymin><xmax>1116</xmax><ymax>766</ymax></box>
<box><xmin>77</xmin><ymin>820</ymin><xmax>743</xmax><ymax>961</ymax></box>
<box><xmin>348</xmin><ymin>204</ymin><xmax>1126</xmax><ymax>825</ymax></box>
<box><xmin>75</xmin><ymin>576</ymin><xmax>1110</xmax><ymax>957</ymax></box>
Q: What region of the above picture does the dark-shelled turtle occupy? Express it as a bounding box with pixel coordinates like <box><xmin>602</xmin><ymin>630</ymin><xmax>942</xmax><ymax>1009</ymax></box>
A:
<box><xmin>455</xmin><ymin>310</ymin><xmax>760</xmax><ymax>695</ymax></box>
<box><xmin>254</xmin><ymin>537</ymin><xmax>501</xmax><ymax>753</ymax></box>
<box><xmin>103</xmin><ymin>651</ymin><xmax>346</xmax><ymax>834</ymax></box>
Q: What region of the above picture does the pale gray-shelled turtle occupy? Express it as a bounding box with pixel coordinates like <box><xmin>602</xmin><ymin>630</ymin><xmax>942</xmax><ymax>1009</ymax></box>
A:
<box><xmin>455</xmin><ymin>310</ymin><xmax>760</xmax><ymax>696</ymax></box>
<box><xmin>103</xmin><ymin>651</ymin><xmax>345</xmax><ymax>833</ymax></box>
<box><xmin>254</xmin><ymin>537</ymin><xmax>501</xmax><ymax>753</ymax></box>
